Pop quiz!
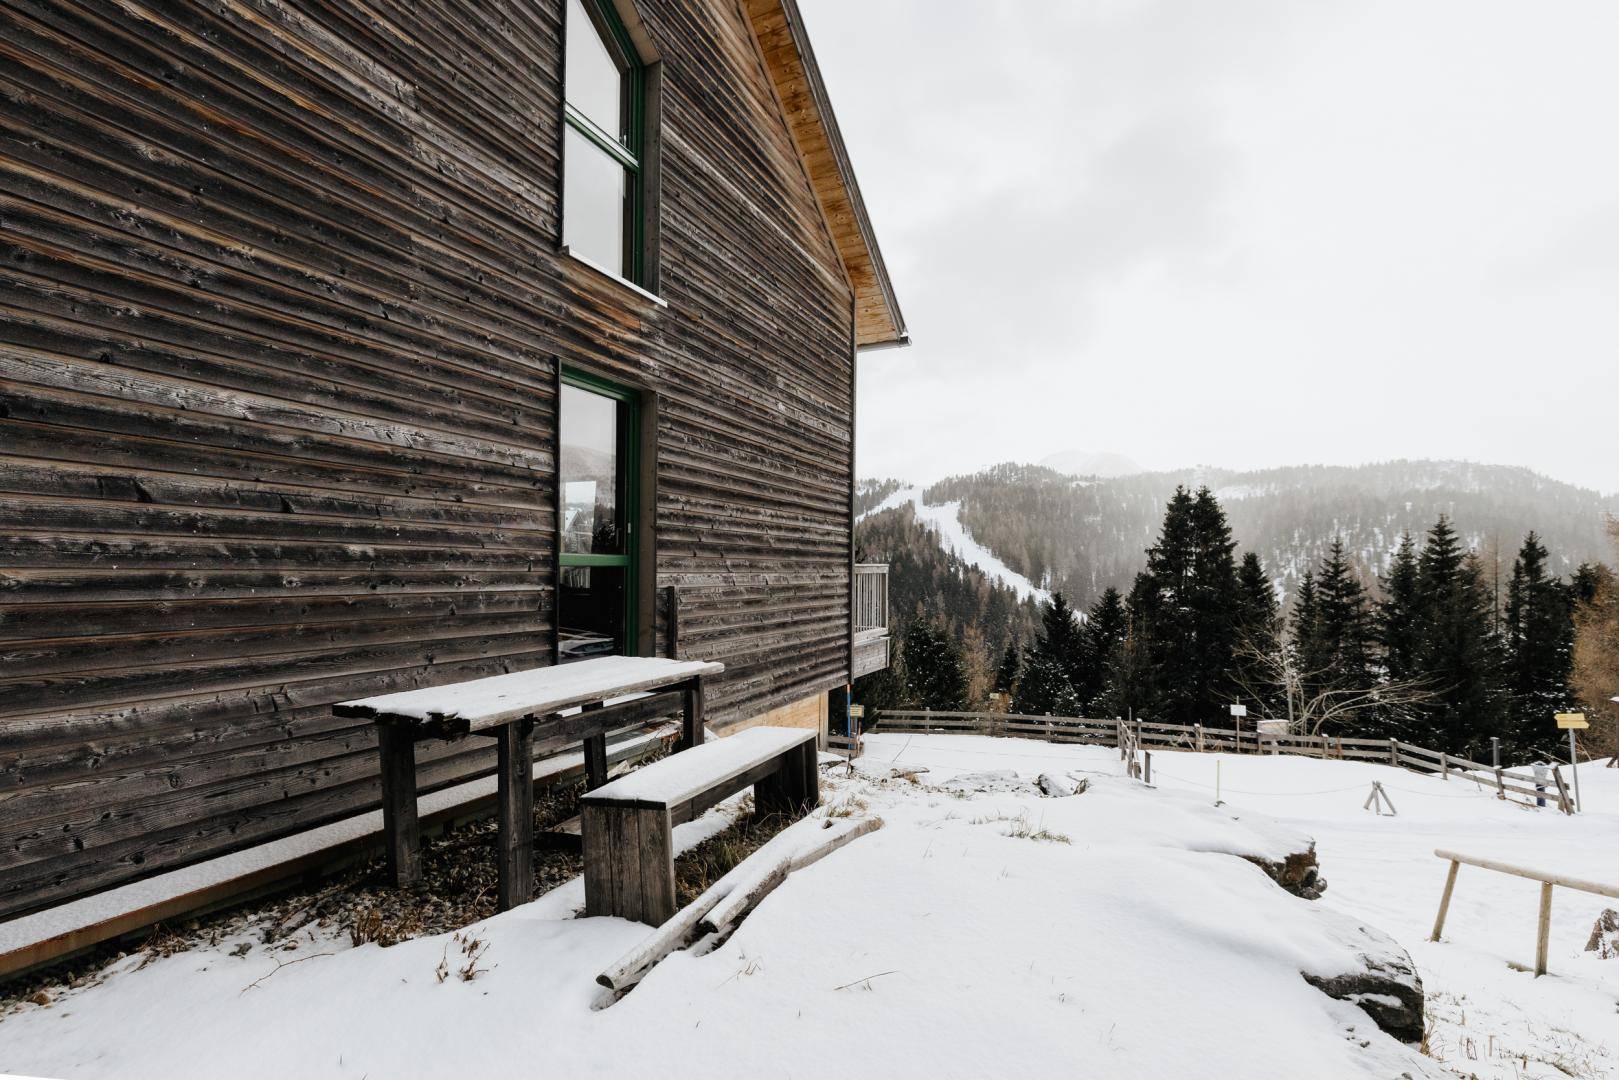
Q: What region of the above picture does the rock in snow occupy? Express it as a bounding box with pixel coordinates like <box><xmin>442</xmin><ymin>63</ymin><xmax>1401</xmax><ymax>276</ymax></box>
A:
<box><xmin>1302</xmin><ymin>907</ymin><xmax>1426</xmax><ymax>1045</ymax></box>
<box><xmin>1586</xmin><ymin>908</ymin><xmax>1619</xmax><ymax>958</ymax></box>
<box><xmin>1243</xmin><ymin>842</ymin><xmax>1328</xmax><ymax>900</ymax></box>
<box><xmin>1036</xmin><ymin>772</ymin><xmax>1089</xmax><ymax>797</ymax></box>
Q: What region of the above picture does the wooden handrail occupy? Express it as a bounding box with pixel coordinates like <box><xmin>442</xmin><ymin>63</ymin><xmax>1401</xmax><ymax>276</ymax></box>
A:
<box><xmin>1430</xmin><ymin>848</ymin><xmax>1619</xmax><ymax>977</ymax></box>
<box><xmin>1433</xmin><ymin>850</ymin><xmax>1619</xmax><ymax>900</ymax></box>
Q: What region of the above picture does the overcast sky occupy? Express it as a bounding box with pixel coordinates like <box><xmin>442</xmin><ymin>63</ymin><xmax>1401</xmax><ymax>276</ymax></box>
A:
<box><xmin>802</xmin><ymin>0</ymin><xmax>1619</xmax><ymax>494</ymax></box>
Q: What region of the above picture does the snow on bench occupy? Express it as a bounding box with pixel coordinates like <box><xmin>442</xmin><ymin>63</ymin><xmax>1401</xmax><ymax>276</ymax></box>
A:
<box><xmin>585</xmin><ymin>726</ymin><xmax>818</xmax><ymax>808</ymax></box>
<box><xmin>581</xmin><ymin>726</ymin><xmax>820</xmax><ymax>925</ymax></box>
<box><xmin>335</xmin><ymin>656</ymin><xmax>724</xmax><ymax>736</ymax></box>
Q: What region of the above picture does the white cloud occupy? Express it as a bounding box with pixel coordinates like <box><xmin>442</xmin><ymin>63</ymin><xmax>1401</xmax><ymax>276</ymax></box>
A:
<box><xmin>803</xmin><ymin>0</ymin><xmax>1619</xmax><ymax>493</ymax></box>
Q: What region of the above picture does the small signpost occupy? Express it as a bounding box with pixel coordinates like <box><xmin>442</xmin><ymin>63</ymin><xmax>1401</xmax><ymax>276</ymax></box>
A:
<box><xmin>1556</xmin><ymin>712</ymin><xmax>1587</xmax><ymax>813</ymax></box>
<box><xmin>1230</xmin><ymin>703</ymin><xmax>1247</xmax><ymax>752</ymax></box>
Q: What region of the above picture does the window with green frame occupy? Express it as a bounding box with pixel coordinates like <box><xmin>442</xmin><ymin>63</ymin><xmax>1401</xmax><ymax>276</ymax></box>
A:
<box><xmin>558</xmin><ymin>372</ymin><xmax>639</xmax><ymax>661</ymax></box>
<box><xmin>563</xmin><ymin>0</ymin><xmax>646</xmax><ymax>284</ymax></box>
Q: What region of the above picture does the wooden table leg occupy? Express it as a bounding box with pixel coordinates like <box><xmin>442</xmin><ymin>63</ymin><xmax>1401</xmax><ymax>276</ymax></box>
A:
<box><xmin>583</xmin><ymin>732</ymin><xmax>609</xmax><ymax>791</ymax></box>
<box><xmin>496</xmin><ymin>717</ymin><xmax>535</xmax><ymax>911</ymax></box>
<box><xmin>680</xmin><ymin>678</ymin><xmax>705</xmax><ymax>750</ymax></box>
<box><xmin>377</xmin><ymin>725</ymin><xmax>421</xmax><ymax>888</ymax></box>
<box><xmin>1430</xmin><ymin>859</ymin><xmax>1459</xmax><ymax>941</ymax></box>
<box><xmin>1535</xmin><ymin>881</ymin><xmax>1553</xmax><ymax>976</ymax></box>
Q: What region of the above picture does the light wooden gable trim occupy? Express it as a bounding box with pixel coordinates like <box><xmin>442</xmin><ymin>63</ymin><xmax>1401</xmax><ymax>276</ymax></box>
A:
<box><xmin>741</xmin><ymin>0</ymin><xmax>908</xmax><ymax>349</ymax></box>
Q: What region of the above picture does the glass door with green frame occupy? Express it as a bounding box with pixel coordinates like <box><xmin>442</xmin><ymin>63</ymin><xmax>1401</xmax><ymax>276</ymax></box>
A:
<box><xmin>558</xmin><ymin>373</ymin><xmax>638</xmax><ymax>661</ymax></box>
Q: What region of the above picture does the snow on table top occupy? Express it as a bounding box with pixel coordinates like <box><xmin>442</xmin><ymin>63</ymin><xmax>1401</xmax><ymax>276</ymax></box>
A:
<box><xmin>335</xmin><ymin>656</ymin><xmax>723</xmax><ymax>731</ymax></box>
<box><xmin>583</xmin><ymin>725</ymin><xmax>815</xmax><ymax>804</ymax></box>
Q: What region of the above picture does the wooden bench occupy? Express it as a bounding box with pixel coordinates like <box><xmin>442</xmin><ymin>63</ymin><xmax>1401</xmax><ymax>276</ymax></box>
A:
<box><xmin>1430</xmin><ymin>848</ymin><xmax>1619</xmax><ymax>976</ymax></box>
<box><xmin>580</xmin><ymin>726</ymin><xmax>820</xmax><ymax>926</ymax></box>
<box><xmin>335</xmin><ymin>655</ymin><xmax>723</xmax><ymax>911</ymax></box>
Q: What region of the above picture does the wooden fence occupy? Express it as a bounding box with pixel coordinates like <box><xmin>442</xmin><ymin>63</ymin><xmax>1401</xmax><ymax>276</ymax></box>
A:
<box><xmin>871</xmin><ymin>711</ymin><xmax>1575</xmax><ymax>814</ymax></box>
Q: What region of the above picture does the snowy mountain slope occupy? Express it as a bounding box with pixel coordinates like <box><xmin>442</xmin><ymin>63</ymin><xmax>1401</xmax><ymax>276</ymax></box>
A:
<box><xmin>859</xmin><ymin>486</ymin><xmax>1052</xmax><ymax>606</ymax></box>
<box><xmin>879</xmin><ymin>459</ymin><xmax>1619</xmax><ymax>610</ymax></box>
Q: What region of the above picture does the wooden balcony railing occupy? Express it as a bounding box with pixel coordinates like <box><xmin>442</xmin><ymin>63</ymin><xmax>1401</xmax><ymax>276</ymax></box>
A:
<box><xmin>853</xmin><ymin>563</ymin><xmax>889</xmax><ymax>637</ymax></box>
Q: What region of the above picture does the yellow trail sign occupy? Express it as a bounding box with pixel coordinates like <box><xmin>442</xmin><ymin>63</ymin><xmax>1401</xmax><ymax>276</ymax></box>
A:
<box><xmin>1556</xmin><ymin>712</ymin><xmax>1589</xmax><ymax>730</ymax></box>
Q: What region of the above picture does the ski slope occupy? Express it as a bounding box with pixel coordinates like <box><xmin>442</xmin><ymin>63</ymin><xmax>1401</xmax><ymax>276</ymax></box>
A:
<box><xmin>861</xmin><ymin>485</ymin><xmax>1053</xmax><ymax>606</ymax></box>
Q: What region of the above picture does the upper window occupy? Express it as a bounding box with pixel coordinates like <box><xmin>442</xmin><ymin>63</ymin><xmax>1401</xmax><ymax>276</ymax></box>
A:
<box><xmin>564</xmin><ymin>0</ymin><xmax>646</xmax><ymax>284</ymax></box>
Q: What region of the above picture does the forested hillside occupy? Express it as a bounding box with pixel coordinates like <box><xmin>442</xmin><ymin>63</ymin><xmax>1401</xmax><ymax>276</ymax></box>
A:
<box><xmin>853</xmin><ymin>502</ymin><xmax>1039</xmax><ymax>704</ymax></box>
<box><xmin>920</xmin><ymin>460</ymin><xmax>1619</xmax><ymax>609</ymax></box>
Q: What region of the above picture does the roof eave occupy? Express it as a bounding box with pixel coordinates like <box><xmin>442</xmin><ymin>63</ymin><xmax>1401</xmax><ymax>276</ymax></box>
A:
<box><xmin>745</xmin><ymin>0</ymin><xmax>909</xmax><ymax>349</ymax></box>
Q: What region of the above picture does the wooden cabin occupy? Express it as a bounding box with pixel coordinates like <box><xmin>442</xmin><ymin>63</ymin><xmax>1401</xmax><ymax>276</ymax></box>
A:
<box><xmin>0</xmin><ymin>0</ymin><xmax>903</xmax><ymax>922</ymax></box>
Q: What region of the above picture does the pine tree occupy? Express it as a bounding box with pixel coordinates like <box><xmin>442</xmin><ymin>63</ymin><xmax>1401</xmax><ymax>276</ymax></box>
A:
<box><xmin>1231</xmin><ymin>552</ymin><xmax>1281</xmax><ymax>716</ymax></box>
<box><xmin>994</xmin><ymin>641</ymin><xmax>1022</xmax><ymax>695</ymax></box>
<box><xmin>1291</xmin><ymin>570</ymin><xmax>1323</xmax><ymax>685</ymax></box>
<box><xmin>1411</xmin><ymin>516</ymin><xmax>1507</xmax><ymax>755</ymax></box>
<box><xmin>1078</xmin><ymin>587</ymin><xmax>1128</xmax><ymax>710</ymax></box>
<box><xmin>1379</xmin><ymin>532</ymin><xmax>1422</xmax><ymax>683</ymax></box>
<box><xmin>1042</xmin><ymin>592</ymin><xmax>1087</xmax><ymax>692</ymax></box>
<box><xmin>1311</xmin><ymin>539</ymin><xmax>1378</xmax><ymax>708</ymax></box>
<box><xmin>900</xmin><ymin>619</ymin><xmax>968</xmax><ymax>710</ymax></box>
<box><xmin>1012</xmin><ymin>594</ymin><xmax>1084</xmax><ymax>715</ymax></box>
<box><xmin>1127</xmin><ymin>487</ymin><xmax>1241</xmax><ymax>723</ymax></box>
<box><xmin>1012</xmin><ymin>649</ymin><xmax>1081</xmax><ymax>716</ymax></box>
<box><xmin>1502</xmin><ymin>532</ymin><xmax>1576</xmax><ymax>756</ymax></box>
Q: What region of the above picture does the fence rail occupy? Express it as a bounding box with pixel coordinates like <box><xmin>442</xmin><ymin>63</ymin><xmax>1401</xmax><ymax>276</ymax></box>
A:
<box><xmin>870</xmin><ymin>710</ymin><xmax>1574</xmax><ymax>814</ymax></box>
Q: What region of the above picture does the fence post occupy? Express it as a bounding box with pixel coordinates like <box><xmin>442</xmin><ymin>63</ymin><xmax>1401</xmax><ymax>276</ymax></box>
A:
<box><xmin>1491</xmin><ymin>737</ymin><xmax>1501</xmax><ymax>770</ymax></box>
<box><xmin>1116</xmin><ymin>718</ymin><xmax>1124</xmax><ymax>759</ymax></box>
<box><xmin>1439</xmin><ymin>751</ymin><xmax>1448</xmax><ymax>780</ymax></box>
<box><xmin>1196</xmin><ymin>723</ymin><xmax>1204</xmax><ymax>754</ymax></box>
<box><xmin>1389</xmin><ymin>739</ymin><xmax>1399</xmax><ymax>767</ymax></box>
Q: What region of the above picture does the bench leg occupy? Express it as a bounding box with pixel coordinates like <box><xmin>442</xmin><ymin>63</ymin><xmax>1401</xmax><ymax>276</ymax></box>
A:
<box><xmin>756</xmin><ymin>742</ymin><xmax>819</xmax><ymax>818</ymax></box>
<box><xmin>377</xmin><ymin>725</ymin><xmax>421</xmax><ymax>888</ymax></box>
<box><xmin>496</xmin><ymin>718</ymin><xmax>535</xmax><ymax>911</ymax></box>
<box><xmin>581</xmin><ymin>803</ymin><xmax>674</xmax><ymax>926</ymax></box>
<box><xmin>680</xmin><ymin>678</ymin><xmax>705</xmax><ymax>750</ymax></box>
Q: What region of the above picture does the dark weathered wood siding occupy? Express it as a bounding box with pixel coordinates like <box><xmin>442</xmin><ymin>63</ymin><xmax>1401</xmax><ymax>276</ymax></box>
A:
<box><xmin>0</xmin><ymin>0</ymin><xmax>856</xmax><ymax>917</ymax></box>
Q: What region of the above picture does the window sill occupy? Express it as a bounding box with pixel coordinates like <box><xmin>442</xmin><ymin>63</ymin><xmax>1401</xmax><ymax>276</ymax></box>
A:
<box><xmin>560</xmin><ymin>247</ymin><xmax>668</xmax><ymax>308</ymax></box>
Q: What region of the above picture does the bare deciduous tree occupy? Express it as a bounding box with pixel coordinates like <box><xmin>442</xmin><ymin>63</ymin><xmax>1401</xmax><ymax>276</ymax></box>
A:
<box><xmin>1231</xmin><ymin>634</ymin><xmax>1438</xmax><ymax>737</ymax></box>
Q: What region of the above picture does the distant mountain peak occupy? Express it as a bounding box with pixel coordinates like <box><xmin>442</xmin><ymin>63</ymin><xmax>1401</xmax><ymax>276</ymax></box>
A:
<box><xmin>1039</xmin><ymin>449</ymin><xmax>1144</xmax><ymax>479</ymax></box>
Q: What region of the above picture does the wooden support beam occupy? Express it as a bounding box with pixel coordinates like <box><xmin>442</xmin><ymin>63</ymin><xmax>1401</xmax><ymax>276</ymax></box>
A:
<box><xmin>495</xmin><ymin>718</ymin><xmax>535</xmax><ymax>911</ymax></box>
<box><xmin>680</xmin><ymin>677</ymin><xmax>705</xmax><ymax>750</ymax></box>
<box><xmin>377</xmin><ymin>725</ymin><xmax>421</xmax><ymax>888</ymax></box>
<box><xmin>1535</xmin><ymin>881</ymin><xmax>1554</xmax><ymax>977</ymax></box>
<box><xmin>584</xmin><ymin>732</ymin><xmax>609</xmax><ymax>791</ymax></box>
<box><xmin>1430</xmin><ymin>859</ymin><xmax>1459</xmax><ymax>941</ymax></box>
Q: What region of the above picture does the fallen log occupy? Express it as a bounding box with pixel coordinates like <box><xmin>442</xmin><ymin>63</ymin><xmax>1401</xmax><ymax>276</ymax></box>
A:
<box><xmin>699</xmin><ymin>817</ymin><xmax>882</xmax><ymax>937</ymax></box>
<box><xmin>596</xmin><ymin>815</ymin><xmax>882</xmax><ymax>993</ymax></box>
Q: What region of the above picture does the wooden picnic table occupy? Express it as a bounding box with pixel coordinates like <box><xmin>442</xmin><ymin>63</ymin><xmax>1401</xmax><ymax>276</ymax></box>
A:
<box><xmin>335</xmin><ymin>656</ymin><xmax>723</xmax><ymax>910</ymax></box>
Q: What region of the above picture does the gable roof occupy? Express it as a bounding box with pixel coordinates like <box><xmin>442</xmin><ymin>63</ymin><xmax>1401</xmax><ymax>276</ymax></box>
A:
<box><xmin>743</xmin><ymin>0</ymin><xmax>909</xmax><ymax>349</ymax></box>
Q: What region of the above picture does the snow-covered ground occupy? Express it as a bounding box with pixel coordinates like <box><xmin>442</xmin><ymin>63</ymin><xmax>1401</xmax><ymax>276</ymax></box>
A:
<box><xmin>860</xmin><ymin>486</ymin><xmax>1052</xmax><ymax>605</ymax></box>
<box><xmin>2</xmin><ymin>738</ymin><xmax>1615</xmax><ymax>1080</ymax></box>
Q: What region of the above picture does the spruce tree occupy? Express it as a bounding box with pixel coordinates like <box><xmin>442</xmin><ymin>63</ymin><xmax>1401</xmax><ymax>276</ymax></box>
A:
<box><xmin>1312</xmin><ymin>539</ymin><xmax>1378</xmax><ymax>706</ymax></box>
<box><xmin>994</xmin><ymin>641</ymin><xmax>1022</xmax><ymax>696</ymax></box>
<box><xmin>1128</xmin><ymin>487</ymin><xmax>1241</xmax><ymax>723</ymax></box>
<box><xmin>1379</xmin><ymin>533</ymin><xmax>1422</xmax><ymax>683</ymax></box>
<box><xmin>901</xmin><ymin>619</ymin><xmax>968</xmax><ymax>710</ymax></box>
<box><xmin>1231</xmin><ymin>552</ymin><xmax>1281</xmax><ymax>716</ymax></box>
<box><xmin>1502</xmin><ymin>532</ymin><xmax>1576</xmax><ymax>755</ymax></box>
<box><xmin>1411</xmin><ymin>516</ymin><xmax>1507</xmax><ymax>755</ymax></box>
<box><xmin>1011</xmin><ymin>594</ymin><xmax>1084</xmax><ymax>716</ymax></box>
<box><xmin>1078</xmin><ymin>587</ymin><xmax>1128</xmax><ymax>710</ymax></box>
<box><xmin>1012</xmin><ymin>649</ymin><xmax>1081</xmax><ymax>716</ymax></box>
